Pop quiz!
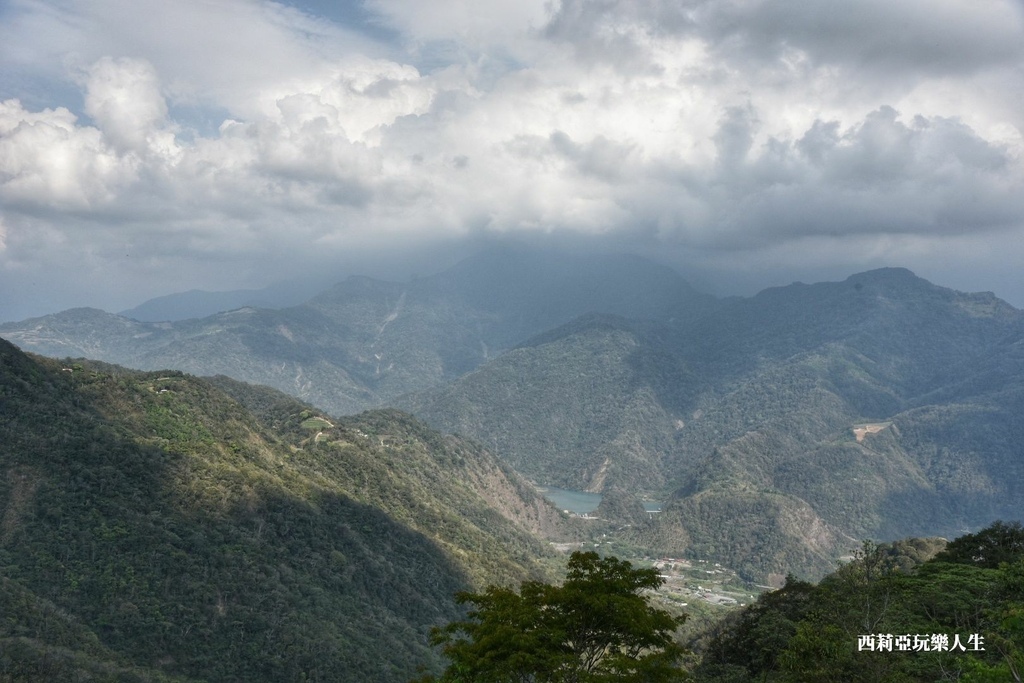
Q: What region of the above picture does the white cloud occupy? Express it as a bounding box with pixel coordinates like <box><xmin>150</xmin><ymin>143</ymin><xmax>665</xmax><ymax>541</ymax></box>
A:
<box><xmin>0</xmin><ymin>98</ymin><xmax>137</xmax><ymax>209</ymax></box>
<box><xmin>315</xmin><ymin>57</ymin><xmax>437</xmax><ymax>144</ymax></box>
<box><xmin>82</xmin><ymin>57</ymin><xmax>170</xmax><ymax>153</ymax></box>
<box><xmin>0</xmin><ymin>0</ymin><xmax>387</xmax><ymax>117</ymax></box>
<box><xmin>1</xmin><ymin>0</ymin><xmax>1023</xmax><ymax>319</ymax></box>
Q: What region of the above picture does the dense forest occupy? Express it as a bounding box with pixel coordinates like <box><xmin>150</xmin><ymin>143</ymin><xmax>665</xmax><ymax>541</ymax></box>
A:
<box><xmin>6</xmin><ymin>253</ymin><xmax>1024</xmax><ymax>582</ymax></box>
<box><xmin>4</xmin><ymin>251</ymin><xmax>1024</xmax><ymax>679</ymax></box>
<box><xmin>408</xmin><ymin>523</ymin><xmax>1024</xmax><ymax>682</ymax></box>
<box><xmin>407</xmin><ymin>267</ymin><xmax>1024</xmax><ymax>580</ymax></box>
<box><xmin>0</xmin><ymin>339</ymin><xmax>566</xmax><ymax>681</ymax></box>
<box><xmin>2</xmin><ymin>337</ymin><xmax>1022</xmax><ymax>681</ymax></box>
<box><xmin>692</xmin><ymin>522</ymin><xmax>1024</xmax><ymax>682</ymax></box>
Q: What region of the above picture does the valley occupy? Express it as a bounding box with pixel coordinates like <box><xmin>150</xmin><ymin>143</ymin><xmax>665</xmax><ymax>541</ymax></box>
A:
<box><xmin>4</xmin><ymin>251</ymin><xmax>1023</xmax><ymax>583</ymax></box>
<box><xmin>3</xmin><ymin>248</ymin><xmax>1024</xmax><ymax>679</ymax></box>
<box><xmin>6</xmin><ymin>3</ymin><xmax>1022</xmax><ymax>677</ymax></box>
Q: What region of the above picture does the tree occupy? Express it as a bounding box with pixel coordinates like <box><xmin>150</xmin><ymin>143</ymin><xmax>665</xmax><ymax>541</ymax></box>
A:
<box><xmin>422</xmin><ymin>551</ymin><xmax>688</xmax><ymax>682</ymax></box>
<box><xmin>699</xmin><ymin>574</ymin><xmax>815</xmax><ymax>680</ymax></box>
<box><xmin>935</xmin><ymin>521</ymin><xmax>1024</xmax><ymax>569</ymax></box>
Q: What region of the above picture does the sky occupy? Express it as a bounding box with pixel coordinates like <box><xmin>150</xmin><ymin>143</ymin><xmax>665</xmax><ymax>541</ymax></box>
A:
<box><xmin>1</xmin><ymin>0</ymin><xmax>1023</xmax><ymax>321</ymax></box>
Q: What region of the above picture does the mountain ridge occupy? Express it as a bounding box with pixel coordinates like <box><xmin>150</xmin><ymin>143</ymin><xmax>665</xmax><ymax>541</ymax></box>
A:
<box><xmin>403</xmin><ymin>267</ymin><xmax>1024</xmax><ymax>580</ymax></box>
<box><xmin>4</xmin><ymin>253</ymin><xmax>1022</xmax><ymax>580</ymax></box>
<box><xmin>1</xmin><ymin>248</ymin><xmax>712</xmax><ymax>416</ymax></box>
<box><xmin>0</xmin><ymin>339</ymin><xmax>568</xmax><ymax>681</ymax></box>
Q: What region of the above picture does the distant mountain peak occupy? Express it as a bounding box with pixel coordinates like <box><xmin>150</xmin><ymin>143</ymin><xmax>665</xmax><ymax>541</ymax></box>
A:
<box><xmin>844</xmin><ymin>267</ymin><xmax>928</xmax><ymax>288</ymax></box>
<box><xmin>849</xmin><ymin>266</ymin><xmax>918</xmax><ymax>278</ymax></box>
<box><xmin>51</xmin><ymin>306</ymin><xmax>116</xmax><ymax>319</ymax></box>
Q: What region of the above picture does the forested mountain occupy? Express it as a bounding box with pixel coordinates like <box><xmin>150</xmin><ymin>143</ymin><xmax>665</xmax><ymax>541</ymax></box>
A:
<box><xmin>406</xmin><ymin>269</ymin><xmax>1024</xmax><ymax>580</ymax></box>
<box><xmin>400</xmin><ymin>314</ymin><xmax>687</xmax><ymax>494</ymax></box>
<box><xmin>0</xmin><ymin>339</ymin><xmax>567</xmax><ymax>681</ymax></box>
<box><xmin>4</xmin><ymin>252</ymin><xmax>1023</xmax><ymax>582</ymax></box>
<box><xmin>0</xmin><ymin>247</ymin><xmax>711</xmax><ymax>416</ymax></box>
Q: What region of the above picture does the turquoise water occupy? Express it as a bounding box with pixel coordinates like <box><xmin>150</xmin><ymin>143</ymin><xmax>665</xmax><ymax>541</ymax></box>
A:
<box><xmin>539</xmin><ymin>487</ymin><xmax>602</xmax><ymax>513</ymax></box>
<box><xmin>539</xmin><ymin>487</ymin><xmax>662</xmax><ymax>514</ymax></box>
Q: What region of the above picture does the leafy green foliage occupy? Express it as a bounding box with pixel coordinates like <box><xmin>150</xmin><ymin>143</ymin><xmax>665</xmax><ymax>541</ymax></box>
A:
<box><xmin>0</xmin><ymin>339</ymin><xmax>564</xmax><ymax>682</ymax></box>
<box><xmin>692</xmin><ymin>524</ymin><xmax>1024</xmax><ymax>682</ymax></box>
<box><xmin>6</xmin><ymin>261</ymin><xmax>1024</xmax><ymax>585</ymax></box>
<box><xmin>699</xmin><ymin>575</ymin><xmax>815</xmax><ymax>677</ymax></box>
<box><xmin>424</xmin><ymin>552</ymin><xmax>688</xmax><ymax>682</ymax></box>
<box><xmin>934</xmin><ymin>521</ymin><xmax>1024</xmax><ymax>569</ymax></box>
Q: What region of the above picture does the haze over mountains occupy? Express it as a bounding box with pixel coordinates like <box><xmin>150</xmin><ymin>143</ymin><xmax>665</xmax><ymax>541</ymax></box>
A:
<box><xmin>400</xmin><ymin>264</ymin><xmax>1024</xmax><ymax>577</ymax></box>
<box><xmin>1</xmin><ymin>247</ymin><xmax>711</xmax><ymax>415</ymax></box>
<box><xmin>5</xmin><ymin>1</ymin><xmax>1023</xmax><ymax>678</ymax></box>
<box><xmin>3</xmin><ymin>246</ymin><xmax>1023</xmax><ymax>581</ymax></box>
<box><xmin>116</xmin><ymin>277</ymin><xmax>334</xmax><ymax>323</ymax></box>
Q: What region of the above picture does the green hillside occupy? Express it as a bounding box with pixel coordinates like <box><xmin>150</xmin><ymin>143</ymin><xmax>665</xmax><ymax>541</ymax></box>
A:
<box><xmin>401</xmin><ymin>315</ymin><xmax>688</xmax><ymax>494</ymax></box>
<box><xmin>0</xmin><ymin>339</ymin><xmax>564</xmax><ymax>682</ymax></box>
<box><xmin>407</xmin><ymin>270</ymin><xmax>1024</xmax><ymax>580</ymax></box>
<box><xmin>5</xmin><ymin>259</ymin><xmax>1023</xmax><ymax>584</ymax></box>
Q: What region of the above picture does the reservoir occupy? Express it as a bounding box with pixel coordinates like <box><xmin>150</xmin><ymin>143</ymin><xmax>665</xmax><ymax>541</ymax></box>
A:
<box><xmin>539</xmin><ymin>487</ymin><xmax>601</xmax><ymax>514</ymax></box>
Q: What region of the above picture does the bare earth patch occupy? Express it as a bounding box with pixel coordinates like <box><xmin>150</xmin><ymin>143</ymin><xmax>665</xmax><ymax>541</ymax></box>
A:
<box><xmin>852</xmin><ymin>422</ymin><xmax>892</xmax><ymax>443</ymax></box>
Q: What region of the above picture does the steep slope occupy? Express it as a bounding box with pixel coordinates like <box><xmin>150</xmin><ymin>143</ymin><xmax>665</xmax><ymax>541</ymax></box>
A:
<box><xmin>407</xmin><ymin>270</ymin><xmax>1024</xmax><ymax>580</ymax></box>
<box><xmin>0</xmin><ymin>248</ymin><xmax>711</xmax><ymax>416</ymax></box>
<box><xmin>0</xmin><ymin>339</ymin><xmax>563</xmax><ymax>682</ymax></box>
<box><xmin>206</xmin><ymin>375</ymin><xmax>575</xmax><ymax>545</ymax></box>
<box><xmin>400</xmin><ymin>314</ymin><xmax>694</xmax><ymax>494</ymax></box>
<box><xmin>0</xmin><ymin>576</ymin><xmax>195</xmax><ymax>682</ymax></box>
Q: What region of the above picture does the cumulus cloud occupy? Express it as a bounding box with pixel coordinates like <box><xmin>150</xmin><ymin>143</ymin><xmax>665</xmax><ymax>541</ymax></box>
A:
<box><xmin>0</xmin><ymin>0</ymin><xmax>1023</xmax><ymax>320</ymax></box>
<box><xmin>83</xmin><ymin>57</ymin><xmax>171</xmax><ymax>153</ymax></box>
<box><xmin>0</xmin><ymin>99</ymin><xmax>136</xmax><ymax>210</ymax></box>
<box><xmin>690</xmin><ymin>105</ymin><xmax>1024</xmax><ymax>245</ymax></box>
<box><xmin>0</xmin><ymin>0</ymin><xmax>386</xmax><ymax>117</ymax></box>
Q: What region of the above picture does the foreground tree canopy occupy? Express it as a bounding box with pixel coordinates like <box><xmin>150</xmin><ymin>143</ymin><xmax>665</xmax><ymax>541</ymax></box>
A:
<box><xmin>420</xmin><ymin>551</ymin><xmax>688</xmax><ymax>682</ymax></box>
<box><xmin>696</xmin><ymin>522</ymin><xmax>1024</xmax><ymax>682</ymax></box>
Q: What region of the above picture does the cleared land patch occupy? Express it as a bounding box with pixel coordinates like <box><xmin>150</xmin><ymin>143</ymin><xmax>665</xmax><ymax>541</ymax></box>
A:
<box><xmin>852</xmin><ymin>421</ymin><xmax>892</xmax><ymax>442</ymax></box>
<box><xmin>301</xmin><ymin>416</ymin><xmax>334</xmax><ymax>430</ymax></box>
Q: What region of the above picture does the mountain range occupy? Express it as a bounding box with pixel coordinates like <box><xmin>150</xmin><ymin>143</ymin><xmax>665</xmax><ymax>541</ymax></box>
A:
<box><xmin>405</xmin><ymin>267</ymin><xmax>1024</xmax><ymax>579</ymax></box>
<box><xmin>116</xmin><ymin>277</ymin><xmax>332</xmax><ymax>322</ymax></box>
<box><xmin>1</xmin><ymin>246</ymin><xmax>710</xmax><ymax>416</ymax></box>
<box><xmin>3</xmin><ymin>248</ymin><xmax>1023</xmax><ymax>582</ymax></box>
